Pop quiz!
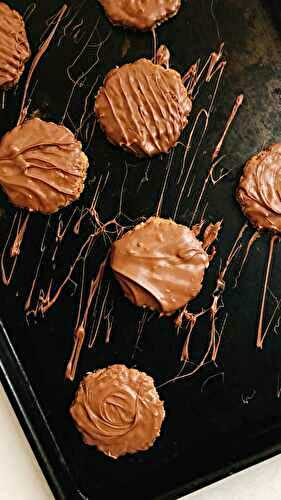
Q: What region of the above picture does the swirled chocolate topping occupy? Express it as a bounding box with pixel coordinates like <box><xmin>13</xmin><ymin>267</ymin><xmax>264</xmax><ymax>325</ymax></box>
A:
<box><xmin>0</xmin><ymin>118</ymin><xmax>89</xmax><ymax>214</ymax></box>
<box><xmin>98</xmin><ymin>0</ymin><xmax>181</xmax><ymax>31</ymax></box>
<box><xmin>236</xmin><ymin>144</ymin><xmax>281</xmax><ymax>232</ymax></box>
<box><xmin>0</xmin><ymin>3</ymin><xmax>31</xmax><ymax>89</ymax></box>
<box><xmin>95</xmin><ymin>46</ymin><xmax>192</xmax><ymax>157</ymax></box>
<box><xmin>70</xmin><ymin>364</ymin><xmax>165</xmax><ymax>458</ymax></box>
<box><xmin>110</xmin><ymin>217</ymin><xmax>210</xmax><ymax>315</ymax></box>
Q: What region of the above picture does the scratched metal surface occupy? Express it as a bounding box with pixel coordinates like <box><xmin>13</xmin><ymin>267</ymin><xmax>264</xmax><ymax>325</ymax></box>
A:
<box><xmin>0</xmin><ymin>0</ymin><xmax>281</xmax><ymax>499</ymax></box>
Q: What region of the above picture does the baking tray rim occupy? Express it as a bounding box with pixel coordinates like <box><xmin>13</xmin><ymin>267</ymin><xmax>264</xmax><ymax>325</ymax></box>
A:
<box><xmin>1</xmin><ymin>317</ymin><xmax>281</xmax><ymax>500</ymax></box>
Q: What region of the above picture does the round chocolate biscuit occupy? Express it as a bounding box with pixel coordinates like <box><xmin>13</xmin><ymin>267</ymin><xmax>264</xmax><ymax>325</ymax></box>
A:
<box><xmin>110</xmin><ymin>217</ymin><xmax>210</xmax><ymax>315</ymax></box>
<box><xmin>237</xmin><ymin>144</ymin><xmax>281</xmax><ymax>232</ymax></box>
<box><xmin>70</xmin><ymin>364</ymin><xmax>165</xmax><ymax>458</ymax></box>
<box><xmin>0</xmin><ymin>3</ymin><xmax>31</xmax><ymax>89</ymax></box>
<box><xmin>0</xmin><ymin>118</ymin><xmax>89</xmax><ymax>214</ymax></box>
<box><xmin>98</xmin><ymin>0</ymin><xmax>181</xmax><ymax>31</ymax></box>
<box><xmin>95</xmin><ymin>47</ymin><xmax>192</xmax><ymax>157</ymax></box>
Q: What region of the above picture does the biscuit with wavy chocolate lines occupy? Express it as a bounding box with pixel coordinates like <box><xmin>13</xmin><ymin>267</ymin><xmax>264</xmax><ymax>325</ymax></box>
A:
<box><xmin>237</xmin><ymin>144</ymin><xmax>281</xmax><ymax>232</ymax></box>
<box><xmin>0</xmin><ymin>3</ymin><xmax>31</xmax><ymax>89</ymax></box>
<box><xmin>95</xmin><ymin>46</ymin><xmax>192</xmax><ymax>157</ymax></box>
<box><xmin>110</xmin><ymin>217</ymin><xmax>211</xmax><ymax>315</ymax></box>
<box><xmin>70</xmin><ymin>364</ymin><xmax>165</xmax><ymax>458</ymax></box>
<box><xmin>98</xmin><ymin>0</ymin><xmax>181</xmax><ymax>31</ymax></box>
<box><xmin>0</xmin><ymin>118</ymin><xmax>89</xmax><ymax>214</ymax></box>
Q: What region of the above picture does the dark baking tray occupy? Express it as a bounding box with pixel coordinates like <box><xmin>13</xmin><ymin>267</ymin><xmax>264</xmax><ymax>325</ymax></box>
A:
<box><xmin>1</xmin><ymin>0</ymin><xmax>281</xmax><ymax>499</ymax></box>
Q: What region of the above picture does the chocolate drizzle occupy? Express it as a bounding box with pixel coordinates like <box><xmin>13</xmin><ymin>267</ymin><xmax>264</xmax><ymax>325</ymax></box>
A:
<box><xmin>1</xmin><ymin>212</ymin><xmax>27</xmax><ymax>285</ymax></box>
<box><xmin>70</xmin><ymin>364</ymin><xmax>165</xmax><ymax>458</ymax></box>
<box><xmin>190</xmin><ymin>93</ymin><xmax>244</xmax><ymax>225</ymax></box>
<box><xmin>65</xmin><ymin>254</ymin><xmax>109</xmax><ymax>381</ymax></box>
<box><xmin>10</xmin><ymin>212</ymin><xmax>30</xmax><ymax>258</ymax></box>
<box><xmin>256</xmin><ymin>234</ymin><xmax>279</xmax><ymax>349</ymax></box>
<box><xmin>237</xmin><ymin>145</ymin><xmax>281</xmax><ymax>347</ymax></box>
<box><xmin>18</xmin><ymin>4</ymin><xmax>68</xmax><ymax>125</ymax></box>
<box><xmin>159</xmin><ymin>224</ymin><xmax>246</xmax><ymax>387</ymax></box>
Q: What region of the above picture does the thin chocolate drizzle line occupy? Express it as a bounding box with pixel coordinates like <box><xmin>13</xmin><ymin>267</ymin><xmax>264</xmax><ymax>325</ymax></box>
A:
<box><xmin>202</xmin><ymin>220</ymin><xmax>222</xmax><ymax>252</ymax></box>
<box><xmin>189</xmin><ymin>156</ymin><xmax>224</xmax><ymax>226</ymax></box>
<box><xmin>65</xmin><ymin>325</ymin><xmax>85</xmax><ymax>382</ymax></box>
<box><xmin>39</xmin><ymin>210</ymin><xmax>118</xmax><ymax>316</ymax></box>
<box><xmin>77</xmin><ymin>75</ymin><xmax>100</xmax><ymax>138</ymax></box>
<box><xmin>212</xmin><ymin>94</ymin><xmax>244</xmax><ymax>162</ymax></box>
<box><xmin>174</xmin><ymin>60</ymin><xmax>226</xmax><ymax>219</ymax></box>
<box><xmin>54</xmin><ymin>0</ymin><xmax>88</xmax><ymax>48</ymax></box>
<box><xmin>189</xmin><ymin>43</ymin><xmax>224</xmax><ymax>94</ymax></box>
<box><xmin>190</xmin><ymin>94</ymin><xmax>244</xmax><ymax>226</ymax></box>
<box><xmin>73</xmin><ymin>226</ymin><xmax>97</xmax><ymax>332</ymax></box>
<box><xmin>206</xmin><ymin>43</ymin><xmax>225</xmax><ymax>82</ymax></box>
<box><xmin>277</xmin><ymin>373</ymin><xmax>281</xmax><ymax>399</ymax></box>
<box><xmin>1</xmin><ymin>91</ymin><xmax>6</xmax><ymax>110</ymax></box>
<box><xmin>58</xmin><ymin>1</ymin><xmax>88</xmax><ymax>48</ymax></box>
<box><xmin>51</xmin><ymin>207</ymin><xmax>79</xmax><ymax>262</ymax></box>
<box><xmin>74</xmin><ymin>173</ymin><xmax>110</xmax><ymax>235</ymax></box>
<box><xmin>88</xmin><ymin>280</ymin><xmax>111</xmax><ymax>349</ymax></box>
<box><xmin>176</xmin><ymin>108</ymin><xmax>208</xmax><ymax>187</ymax></box>
<box><xmin>210</xmin><ymin>0</ymin><xmax>221</xmax><ymax>41</ymax></box>
<box><xmin>23</xmin><ymin>3</ymin><xmax>37</xmax><ymax>22</ymax></box>
<box><xmin>137</xmin><ymin>158</ymin><xmax>151</xmax><ymax>193</ymax></box>
<box><xmin>61</xmin><ymin>18</ymin><xmax>112</xmax><ymax>124</ymax></box>
<box><xmin>1</xmin><ymin>211</ymin><xmax>30</xmax><ymax>286</ymax></box>
<box><xmin>74</xmin><ymin>255</ymin><xmax>87</xmax><ymax>332</ymax></box>
<box><xmin>211</xmin><ymin>312</ymin><xmax>228</xmax><ymax>363</ymax></box>
<box><xmin>39</xmin><ymin>233</ymin><xmax>96</xmax><ymax>314</ymax></box>
<box><xmin>208</xmin><ymin>223</ymin><xmax>248</xmax><ymax>360</ymax></box>
<box><xmin>65</xmin><ymin>254</ymin><xmax>109</xmax><ymax>381</ymax></box>
<box><xmin>263</xmin><ymin>289</ymin><xmax>281</xmax><ymax>341</ymax></box>
<box><xmin>84</xmin><ymin>118</ymin><xmax>97</xmax><ymax>152</ymax></box>
<box><xmin>155</xmin><ymin>149</ymin><xmax>174</xmax><ymax>216</ymax></box>
<box><xmin>132</xmin><ymin>310</ymin><xmax>149</xmax><ymax>360</ymax></box>
<box><xmin>158</xmin><ymin>224</ymin><xmax>247</xmax><ymax>388</ymax></box>
<box><xmin>257</xmin><ymin>234</ymin><xmax>279</xmax><ymax>349</ymax></box>
<box><xmin>175</xmin><ymin>221</ymin><xmax>222</xmax><ymax>364</ymax></box>
<box><xmin>104</xmin><ymin>301</ymin><xmax>114</xmax><ymax>343</ymax></box>
<box><xmin>179</xmin><ymin>309</ymin><xmax>207</xmax><ymax>362</ymax></box>
<box><xmin>233</xmin><ymin>230</ymin><xmax>260</xmax><ymax>289</ymax></box>
<box><xmin>1</xmin><ymin>213</ymin><xmax>19</xmax><ymax>285</ymax></box>
<box><xmin>10</xmin><ymin>213</ymin><xmax>30</xmax><ymax>258</ymax></box>
<box><xmin>152</xmin><ymin>28</ymin><xmax>157</xmax><ymax>63</ymax></box>
<box><xmin>39</xmin><ymin>4</ymin><xmax>69</xmax><ymax>43</ymax></box>
<box><xmin>201</xmin><ymin>371</ymin><xmax>225</xmax><ymax>393</ymax></box>
<box><xmin>182</xmin><ymin>62</ymin><xmax>198</xmax><ymax>88</ymax></box>
<box><xmin>117</xmin><ymin>162</ymin><xmax>129</xmax><ymax>218</ymax></box>
<box><xmin>191</xmin><ymin>219</ymin><xmax>205</xmax><ymax>237</ymax></box>
<box><xmin>86</xmin><ymin>271</ymin><xmax>103</xmax><ymax>343</ymax></box>
<box><xmin>25</xmin><ymin>216</ymin><xmax>51</xmax><ymax>312</ymax></box>
<box><xmin>18</xmin><ymin>4</ymin><xmax>68</xmax><ymax>126</ymax></box>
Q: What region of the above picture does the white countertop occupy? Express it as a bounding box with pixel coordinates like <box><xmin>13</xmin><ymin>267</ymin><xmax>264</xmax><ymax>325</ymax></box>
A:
<box><xmin>1</xmin><ymin>380</ymin><xmax>281</xmax><ymax>500</ymax></box>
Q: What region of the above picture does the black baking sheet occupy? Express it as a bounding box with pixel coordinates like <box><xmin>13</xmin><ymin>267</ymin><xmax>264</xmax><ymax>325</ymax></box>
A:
<box><xmin>1</xmin><ymin>0</ymin><xmax>281</xmax><ymax>499</ymax></box>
